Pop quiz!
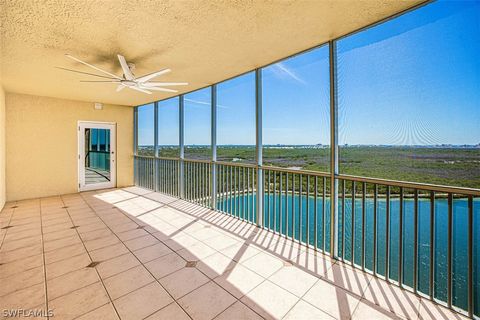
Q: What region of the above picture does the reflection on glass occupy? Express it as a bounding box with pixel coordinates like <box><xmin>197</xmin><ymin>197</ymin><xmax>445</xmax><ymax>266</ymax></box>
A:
<box><xmin>217</xmin><ymin>72</ymin><xmax>256</xmax><ymax>163</ymax></box>
<box><xmin>184</xmin><ymin>88</ymin><xmax>211</xmax><ymax>159</ymax></box>
<box><xmin>262</xmin><ymin>44</ymin><xmax>330</xmax><ymax>171</ymax></box>
<box><xmin>137</xmin><ymin>103</ymin><xmax>155</xmax><ymax>156</ymax></box>
<box><xmin>85</xmin><ymin>128</ymin><xmax>110</xmax><ymax>185</ymax></box>
<box><xmin>337</xmin><ymin>0</ymin><xmax>480</xmax><ymax>188</ymax></box>
<box><xmin>158</xmin><ymin>97</ymin><xmax>179</xmax><ymax>158</ymax></box>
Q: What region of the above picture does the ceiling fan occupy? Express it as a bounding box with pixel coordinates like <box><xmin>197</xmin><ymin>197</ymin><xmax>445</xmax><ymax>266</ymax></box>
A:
<box><xmin>58</xmin><ymin>54</ymin><xmax>188</xmax><ymax>94</ymax></box>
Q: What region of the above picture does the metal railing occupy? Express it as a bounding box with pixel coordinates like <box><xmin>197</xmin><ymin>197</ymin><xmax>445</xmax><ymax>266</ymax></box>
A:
<box><xmin>134</xmin><ymin>155</ymin><xmax>479</xmax><ymax>318</ymax></box>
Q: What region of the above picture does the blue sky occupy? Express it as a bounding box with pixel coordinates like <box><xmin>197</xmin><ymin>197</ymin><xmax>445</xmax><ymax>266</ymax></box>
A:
<box><xmin>138</xmin><ymin>0</ymin><xmax>480</xmax><ymax>146</ymax></box>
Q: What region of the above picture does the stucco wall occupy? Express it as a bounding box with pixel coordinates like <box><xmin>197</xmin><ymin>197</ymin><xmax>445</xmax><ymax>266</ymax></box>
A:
<box><xmin>0</xmin><ymin>86</ymin><xmax>5</xmax><ymax>210</ymax></box>
<box><xmin>5</xmin><ymin>93</ymin><xmax>133</xmax><ymax>201</ymax></box>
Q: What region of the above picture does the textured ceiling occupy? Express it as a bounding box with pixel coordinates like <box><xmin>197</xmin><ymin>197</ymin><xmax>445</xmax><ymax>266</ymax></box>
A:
<box><xmin>0</xmin><ymin>0</ymin><xmax>425</xmax><ymax>107</ymax></box>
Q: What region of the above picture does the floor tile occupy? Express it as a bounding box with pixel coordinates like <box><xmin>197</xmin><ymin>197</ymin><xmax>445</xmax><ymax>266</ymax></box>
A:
<box><xmin>0</xmin><ymin>266</ymin><xmax>44</xmax><ymax>297</ymax></box>
<box><xmin>178</xmin><ymin>281</ymin><xmax>236</xmax><ymax>320</ymax></box>
<box><xmin>113</xmin><ymin>282</ymin><xmax>173</xmax><ymax>320</ymax></box>
<box><xmin>352</xmin><ymin>299</ymin><xmax>403</xmax><ymax>319</ymax></box>
<box><xmin>196</xmin><ymin>251</ymin><xmax>237</xmax><ymax>279</ymax></box>
<box><xmin>47</xmin><ymin>267</ymin><xmax>100</xmax><ymax>300</ymax></box>
<box><xmin>133</xmin><ymin>242</ymin><xmax>172</xmax><ymax>263</ymax></box>
<box><xmin>104</xmin><ymin>265</ymin><xmax>155</xmax><ymax>299</ymax></box>
<box><xmin>242</xmin><ymin>251</ymin><xmax>284</xmax><ymax>278</ymax></box>
<box><xmin>0</xmin><ymin>254</ymin><xmax>43</xmax><ymax>279</ymax></box>
<box><xmin>84</xmin><ymin>234</ymin><xmax>120</xmax><ymax>251</ymax></box>
<box><xmin>159</xmin><ymin>267</ymin><xmax>210</xmax><ymax>299</ymax></box>
<box><xmin>48</xmin><ymin>282</ymin><xmax>110</xmax><ymax>320</ymax></box>
<box><xmin>177</xmin><ymin>241</ymin><xmax>216</xmax><ymax>261</ymax></box>
<box><xmin>44</xmin><ymin>235</ymin><xmax>82</xmax><ymax>252</ymax></box>
<box><xmin>45</xmin><ymin>253</ymin><xmax>91</xmax><ymax>279</ymax></box>
<box><xmin>362</xmin><ymin>277</ymin><xmax>420</xmax><ymax>319</ymax></box>
<box><xmin>124</xmin><ymin>234</ymin><xmax>160</xmax><ymax>251</ymax></box>
<box><xmin>215</xmin><ymin>301</ymin><xmax>263</xmax><ymax>320</ymax></box>
<box><xmin>417</xmin><ymin>298</ymin><xmax>470</xmax><ymax>320</ymax></box>
<box><xmin>90</xmin><ymin>243</ymin><xmax>129</xmax><ymax>261</ymax></box>
<box><xmin>76</xmin><ymin>303</ymin><xmax>119</xmax><ymax>320</ymax></box>
<box><xmin>44</xmin><ymin>243</ymin><xmax>87</xmax><ymax>264</ymax></box>
<box><xmin>268</xmin><ymin>265</ymin><xmax>319</xmax><ymax>297</ymax></box>
<box><xmin>146</xmin><ymin>302</ymin><xmax>190</xmax><ymax>320</ymax></box>
<box><xmin>0</xmin><ymin>283</ymin><xmax>46</xmax><ymax>310</ymax></box>
<box><xmin>284</xmin><ymin>300</ymin><xmax>335</xmax><ymax>320</ymax></box>
<box><xmin>323</xmin><ymin>262</ymin><xmax>372</xmax><ymax>297</ymax></box>
<box><xmin>241</xmin><ymin>280</ymin><xmax>299</xmax><ymax>320</ymax></box>
<box><xmin>214</xmin><ymin>264</ymin><xmax>265</xmax><ymax>299</ymax></box>
<box><xmin>144</xmin><ymin>252</ymin><xmax>186</xmax><ymax>279</ymax></box>
<box><xmin>96</xmin><ymin>253</ymin><xmax>141</xmax><ymax>279</ymax></box>
<box><xmin>303</xmin><ymin>279</ymin><xmax>362</xmax><ymax>320</ymax></box>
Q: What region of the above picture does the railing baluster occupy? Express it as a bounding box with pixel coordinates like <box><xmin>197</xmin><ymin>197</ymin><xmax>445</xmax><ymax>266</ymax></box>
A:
<box><xmin>351</xmin><ymin>181</ymin><xmax>356</xmax><ymax>266</ymax></box>
<box><xmin>323</xmin><ymin>176</ymin><xmax>326</xmax><ymax>252</ymax></box>
<box><xmin>273</xmin><ymin>171</ymin><xmax>277</xmax><ymax>232</ymax></box>
<box><xmin>247</xmin><ymin>167</ymin><xmax>250</xmax><ymax>220</ymax></box>
<box><xmin>236</xmin><ymin>166</ymin><xmax>240</xmax><ymax>216</ymax></box>
<box><xmin>285</xmin><ymin>173</ymin><xmax>289</xmax><ymax>237</ymax></box>
<box><xmin>292</xmin><ymin>174</ymin><xmax>295</xmax><ymax>240</ymax></box>
<box><xmin>228</xmin><ymin>166</ymin><xmax>234</xmax><ymax>215</ymax></box>
<box><xmin>299</xmin><ymin>174</ymin><xmax>303</xmax><ymax>242</ymax></box>
<box><xmin>373</xmin><ymin>184</ymin><xmax>378</xmax><ymax>275</ymax></box>
<box><xmin>386</xmin><ymin>185</ymin><xmax>390</xmax><ymax>280</ymax></box>
<box><xmin>399</xmin><ymin>187</ymin><xmax>404</xmax><ymax>286</ymax></box>
<box><xmin>413</xmin><ymin>189</ymin><xmax>419</xmax><ymax>294</ymax></box>
<box><xmin>279</xmin><ymin>172</ymin><xmax>283</xmax><ymax>235</ymax></box>
<box><xmin>314</xmin><ymin>176</ymin><xmax>318</xmax><ymax>250</ymax></box>
<box><xmin>447</xmin><ymin>193</ymin><xmax>453</xmax><ymax>308</ymax></box>
<box><xmin>467</xmin><ymin>195</ymin><xmax>473</xmax><ymax>318</ymax></box>
<box><xmin>362</xmin><ymin>182</ymin><xmax>366</xmax><ymax>271</ymax></box>
<box><xmin>342</xmin><ymin>180</ymin><xmax>346</xmax><ymax>260</ymax></box>
<box><xmin>306</xmin><ymin>175</ymin><xmax>310</xmax><ymax>245</ymax></box>
<box><xmin>243</xmin><ymin>167</ymin><xmax>246</xmax><ymax>220</ymax></box>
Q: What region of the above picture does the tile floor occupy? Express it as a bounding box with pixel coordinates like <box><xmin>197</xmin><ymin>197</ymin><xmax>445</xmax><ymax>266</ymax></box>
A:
<box><xmin>0</xmin><ymin>187</ymin><xmax>470</xmax><ymax>320</ymax></box>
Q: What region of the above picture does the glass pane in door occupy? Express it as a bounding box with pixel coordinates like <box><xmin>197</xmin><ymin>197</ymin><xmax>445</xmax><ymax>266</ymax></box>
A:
<box><xmin>85</xmin><ymin>128</ymin><xmax>111</xmax><ymax>185</ymax></box>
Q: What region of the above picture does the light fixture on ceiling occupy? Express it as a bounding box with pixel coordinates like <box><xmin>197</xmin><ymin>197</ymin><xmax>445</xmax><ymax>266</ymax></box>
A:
<box><xmin>58</xmin><ymin>54</ymin><xmax>188</xmax><ymax>95</ymax></box>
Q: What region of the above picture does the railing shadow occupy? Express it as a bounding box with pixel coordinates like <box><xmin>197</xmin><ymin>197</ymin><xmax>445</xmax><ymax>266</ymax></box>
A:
<box><xmin>88</xmin><ymin>187</ymin><xmax>458</xmax><ymax>320</ymax></box>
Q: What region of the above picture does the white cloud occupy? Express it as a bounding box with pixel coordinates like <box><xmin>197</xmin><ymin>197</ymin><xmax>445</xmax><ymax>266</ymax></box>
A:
<box><xmin>272</xmin><ymin>62</ymin><xmax>306</xmax><ymax>84</ymax></box>
<box><xmin>184</xmin><ymin>98</ymin><xmax>229</xmax><ymax>109</ymax></box>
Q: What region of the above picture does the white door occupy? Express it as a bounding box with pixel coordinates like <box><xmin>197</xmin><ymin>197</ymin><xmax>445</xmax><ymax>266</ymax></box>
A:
<box><xmin>78</xmin><ymin>121</ymin><xmax>116</xmax><ymax>191</ymax></box>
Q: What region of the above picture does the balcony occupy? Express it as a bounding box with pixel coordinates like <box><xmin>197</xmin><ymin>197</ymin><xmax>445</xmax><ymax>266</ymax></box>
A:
<box><xmin>0</xmin><ymin>187</ymin><xmax>470</xmax><ymax>320</ymax></box>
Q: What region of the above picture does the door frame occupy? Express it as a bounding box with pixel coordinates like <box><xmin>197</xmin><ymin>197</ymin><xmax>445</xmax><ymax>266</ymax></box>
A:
<box><xmin>78</xmin><ymin>121</ymin><xmax>117</xmax><ymax>191</ymax></box>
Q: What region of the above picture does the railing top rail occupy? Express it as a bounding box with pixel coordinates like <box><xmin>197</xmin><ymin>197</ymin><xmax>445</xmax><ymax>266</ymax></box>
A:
<box><xmin>261</xmin><ymin>165</ymin><xmax>331</xmax><ymax>177</ymax></box>
<box><xmin>216</xmin><ymin>160</ymin><xmax>257</xmax><ymax>168</ymax></box>
<box><xmin>183</xmin><ymin>158</ymin><xmax>211</xmax><ymax>164</ymax></box>
<box><xmin>134</xmin><ymin>155</ymin><xmax>480</xmax><ymax>196</ymax></box>
<box><xmin>337</xmin><ymin>174</ymin><xmax>480</xmax><ymax>196</ymax></box>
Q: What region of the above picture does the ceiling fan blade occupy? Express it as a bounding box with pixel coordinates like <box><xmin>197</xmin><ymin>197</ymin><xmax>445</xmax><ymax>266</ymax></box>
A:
<box><xmin>142</xmin><ymin>86</ymin><xmax>178</xmax><ymax>93</ymax></box>
<box><xmin>80</xmin><ymin>80</ymin><xmax>120</xmax><ymax>83</ymax></box>
<box><xmin>65</xmin><ymin>54</ymin><xmax>122</xmax><ymax>80</ymax></box>
<box><xmin>56</xmin><ymin>67</ymin><xmax>117</xmax><ymax>79</ymax></box>
<box><xmin>116</xmin><ymin>85</ymin><xmax>126</xmax><ymax>92</ymax></box>
<box><xmin>136</xmin><ymin>68</ymin><xmax>171</xmax><ymax>83</ymax></box>
<box><xmin>117</xmin><ymin>54</ymin><xmax>134</xmax><ymax>80</ymax></box>
<box><xmin>142</xmin><ymin>82</ymin><xmax>189</xmax><ymax>87</ymax></box>
<box><xmin>130</xmin><ymin>86</ymin><xmax>152</xmax><ymax>94</ymax></box>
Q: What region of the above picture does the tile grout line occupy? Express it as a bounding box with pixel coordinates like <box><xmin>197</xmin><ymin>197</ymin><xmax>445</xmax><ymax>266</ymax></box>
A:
<box><xmin>38</xmin><ymin>199</ymin><xmax>51</xmax><ymax>320</ymax></box>
<box><xmin>58</xmin><ymin>195</ymin><xmax>122</xmax><ymax>320</ymax></box>
<box><xmin>91</xmin><ymin>191</ymin><xmax>263</xmax><ymax>320</ymax></box>
<box><xmin>78</xmin><ymin>191</ymin><xmax>196</xmax><ymax>320</ymax></box>
<box><xmin>0</xmin><ymin>202</ymin><xmax>16</xmax><ymax>251</ymax></box>
<box><xmin>86</xmin><ymin>189</ymin><xmax>385</xmax><ymax>320</ymax></box>
<box><xmin>112</xmin><ymin>189</ymin><xmax>301</xmax><ymax>316</ymax></box>
<box><xmin>129</xmin><ymin>189</ymin><xmax>371</xmax><ymax>319</ymax></box>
